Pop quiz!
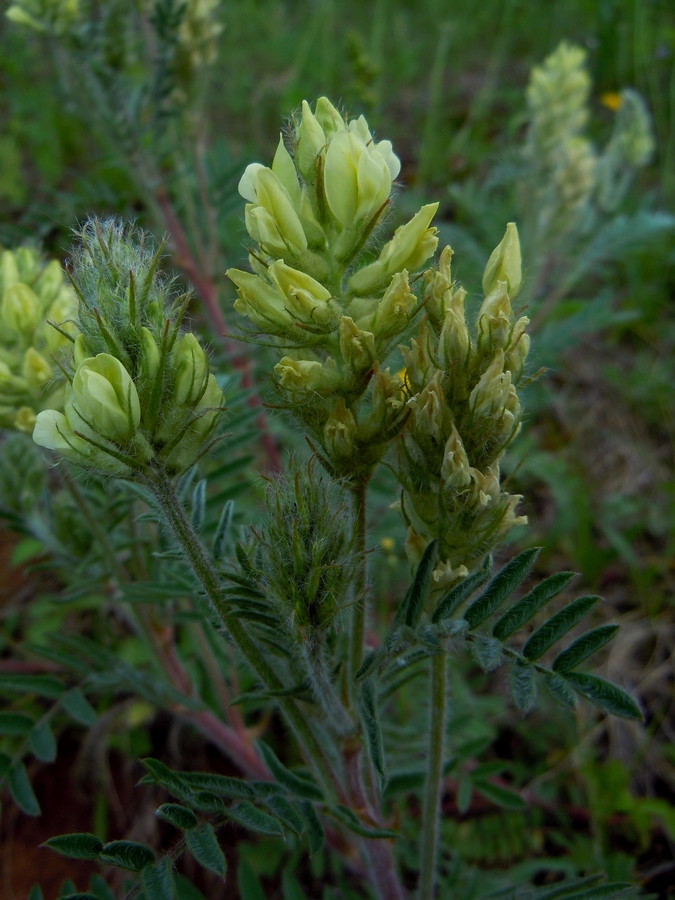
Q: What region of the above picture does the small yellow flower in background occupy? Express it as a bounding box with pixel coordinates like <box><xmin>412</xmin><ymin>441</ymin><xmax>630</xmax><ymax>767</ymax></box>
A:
<box><xmin>380</xmin><ymin>537</ymin><xmax>395</xmax><ymax>552</ymax></box>
<box><xmin>600</xmin><ymin>92</ymin><xmax>623</xmax><ymax>111</ymax></box>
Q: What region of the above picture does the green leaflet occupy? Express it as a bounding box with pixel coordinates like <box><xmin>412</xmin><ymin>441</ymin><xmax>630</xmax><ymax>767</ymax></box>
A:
<box><xmin>226</xmin><ymin>800</ymin><xmax>284</xmax><ymax>836</ymax></box>
<box><xmin>141</xmin><ymin>859</ymin><xmax>177</xmax><ymax>900</ymax></box>
<box><xmin>398</xmin><ymin>538</ymin><xmax>437</xmax><ymax>628</ymax></box>
<box><xmin>185</xmin><ymin>824</ymin><xmax>227</xmax><ymax>879</ymax></box>
<box><xmin>61</xmin><ymin>689</ymin><xmax>98</xmax><ymax>727</ymax></box>
<box><xmin>98</xmin><ymin>840</ymin><xmax>155</xmax><ymax>871</ymax></box>
<box><xmin>359</xmin><ymin>679</ymin><xmax>386</xmax><ymax>784</ymax></box>
<box><xmin>562</xmin><ymin>672</ymin><xmax>641</xmax><ymax>719</ymax></box>
<box><xmin>464</xmin><ymin>547</ymin><xmax>541</xmax><ymax>630</ymax></box>
<box><xmin>155</xmin><ymin>803</ymin><xmax>199</xmax><ymax>830</ymax></box>
<box><xmin>28</xmin><ymin>719</ymin><xmax>57</xmax><ymax>762</ymax></box>
<box><xmin>552</xmin><ymin>625</ymin><xmax>619</xmax><ymax>673</ymax></box>
<box><xmin>8</xmin><ymin>761</ymin><xmax>40</xmax><ymax>815</ymax></box>
<box><xmin>42</xmin><ymin>833</ymin><xmax>104</xmax><ymax>860</ymax></box>
<box><xmin>298</xmin><ymin>800</ymin><xmax>325</xmax><ymax>854</ymax></box>
<box><xmin>431</xmin><ymin>562</ymin><xmax>491</xmax><ymax>623</ymax></box>
<box><xmin>523</xmin><ymin>595</ymin><xmax>600</xmax><ymax>660</ymax></box>
<box><xmin>0</xmin><ymin>673</ymin><xmax>65</xmax><ymax>698</ymax></box>
<box><xmin>255</xmin><ymin>740</ymin><xmax>324</xmax><ymax>801</ymax></box>
<box><xmin>492</xmin><ymin>571</ymin><xmax>577</xmax><ymax>640</ymax></box>
<box><xmin>0</xmin><ymin>711</ymin><xmax>34</xmax><ymax>735</ymax></box>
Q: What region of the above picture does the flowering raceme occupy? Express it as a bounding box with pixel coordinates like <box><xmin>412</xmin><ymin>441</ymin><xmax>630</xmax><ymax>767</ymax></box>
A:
<box><xmin>227</xmin><ymin>97</ymin><xmax>438</xmax><ymax>482</ymax></box>
<box><xmin>33</xmin><ymin>221</ymin><xmax>224</xmax><ymax>477</ymax></box>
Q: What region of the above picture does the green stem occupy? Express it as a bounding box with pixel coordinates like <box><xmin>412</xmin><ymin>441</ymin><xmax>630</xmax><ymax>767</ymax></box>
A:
<box><xmin>419</xmin><ymin>651</ymin><xmax>448</xmax><ymax>900</ymax></box>
<box><xmin>146</xmin><ymin>467</ymin><xmax>342</xmax><ymax>797</ymax></box>
<box><xmin>348</xmin><ymin>479</ymin><xmax>369</xmax><ymax>690</ymax></box>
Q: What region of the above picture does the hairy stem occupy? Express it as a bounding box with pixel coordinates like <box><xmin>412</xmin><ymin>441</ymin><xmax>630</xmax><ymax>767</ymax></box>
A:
<box><xmin>419</xmin><ymin>651</ymin><xmax>448</xmax><ymax>900</ymax></box>
<box><xmin>146</xmin><ymin>467</ymin><xmax>341</xmax><ymax>797</ymax></box>
<box><xmin>348</xmin><ymin>479</ymin><xmax>369</xmax><ymax>689</ymax></box>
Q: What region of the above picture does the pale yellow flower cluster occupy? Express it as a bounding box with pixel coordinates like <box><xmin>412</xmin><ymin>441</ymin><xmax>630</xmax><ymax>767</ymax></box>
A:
<box><xmin>397</xmin><ymin>226</ymin><xmax>529</xmax><ymax>586</ymax></box>
<box><xmin>32</xmin><ymin>221</ymin><xmax>224</xmax><ymax>478</ymax></box>
<box><xmin>227</xmin><ymin>98</ymin><xmax>439</xmax><ymax>482</ymax></box>
<box><xmin>0</xmin><ymin>247</ymin><xmax>77</xmax><ymax>434</ymax></box>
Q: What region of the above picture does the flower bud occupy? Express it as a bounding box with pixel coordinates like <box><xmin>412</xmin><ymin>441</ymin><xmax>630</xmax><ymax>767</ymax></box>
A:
<box><xmin>227</xmin><ymin>268</ymin><xmax>294</xmax><ymax>331</ymax></box>
<box><xmin>324</xmin><ymin>129</ymin><xmax>393</xmax><ymax>228</ymax></box>
<box><xmin>272</xmin><ymin>135</ymin><xmax>303</xmax><ymax>209</ymax></box>
<box><xmin>407</xmin><ymin>371</ymin><xmax>448</xmax><ymax>442</ymax></box>
<box><xmin>338</xmin><ymin>316</ymin><xmax>376</xmax><ymax>374</ymax></box>
<box><xmin>323</xmin><ymin>399</ymin><xmax>357</xmax><ymax>458</ymax></box>
<box><xmin>364</xmin><ymin>270</ymin><xmax>416</xmax><ymax>339</ymax></box>
<box><xmin>22</xmin><ymin>347</ymin><xmax>52</xmax><ymax>390</ymax></box>
<box><xmin>400</xmin><ymin>319</ymin><xmax>437</xmax><ymax>393</ymax></box>
<box><xmin>73</xmin><ymin>333</ymin><xmax>91</xmax><ymax>367</ymax></box>
<box><xmin>469</xmin><ymin>351</ymin><xmax>512</xmax><ymax>420</ymax></box>
<box><xmin>422</xmin><ymin>245</ymin><xmax>453</xmax><ymax>326</ymax></box>
<box><xmin>482</xmin><ymin>223</ymin><xmax>522</xmax><ymax>299</ymax></box>
<box><xmin>349</xmin><ymin>204</ymin><xmax>439</xmax><ymax>295</ymax></box>
<box><xmin>240</xmin><ymin>167</ymin><xmax>308</xmax><ymax>257</ymax></box>
<box><xmin>370</xmin><ymin>368</ymin><xmax>405</xmax><ymax>424</ymax></box>
<box><xmin>172</xmin><ymin>332</ymin><xmax>209</xmax><ymax>406</ymax></box>
<box><xmin>296</xmin><ymin>100</ymin><xmax>327</xmax><ymax>181</ymax></box>
<box><xmin>190</xmin><ymin>373</ymin><xmax>224</xmax><ymax>438</ymax></box>
<box><xmin>477</xmin><ymin>281</ymin><xmax>512</xmax><ymax>351</ymax></box>
<box><xmin>34</xmin><ymin>259</ymin><xmax>65</xmax><ymax>307</ymax></box>
<box><xmin>2</xmin><ymin>282</ymin><xmax>40</xmax><ymax>336</ymax></box>
<box><xmin>274</xmin><ymin>354</ymin><xmax>340</xmax><ymax>396</ymax></box>
<box><xmin>14</xmin><ymin>406</ymin><xmax>37</xmax><ymax>433</ymax></box>
<box><xmin>314</xmin><ymin>96</ymin><xmax>344</xmax><ymax>140</ymax></box>
<box><xmin>138</xmin><ymin>326</ymin><xmax>161</xmax><ymax>386</ymax></box>
<box><xmin>438</xmin><ymin>287</ymin><xmax>469</xmax><ymax>370</ymax></box>
<box><xmin>504</xmin><ymin>318</ymin><xmax>530</xmax><ymax>381</ymax></box>
<box><xmin>267</xmin><ymin>260</ymin><xmax>333</xmax><ymax>326</ymax></box>
<box><xmin>0</xmin><ymin>251</ymin><xmax>20</xmax><ymax>294</ymax></box>
<box><xmin>71</xmin><ymin>353</ymin><xmax>140</xmax><ymax>444</ymax></box>
<box><xmin>440</xmin><ymin>425</ymin><xmax>472</xmax><ymax>488</ymax></box>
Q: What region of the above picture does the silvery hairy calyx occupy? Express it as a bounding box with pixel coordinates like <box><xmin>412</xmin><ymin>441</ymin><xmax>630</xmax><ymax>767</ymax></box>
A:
<box><xmin>25</xmin><ymin>101</ymin><xmax>639</xmax><ymax>900</ymax></box>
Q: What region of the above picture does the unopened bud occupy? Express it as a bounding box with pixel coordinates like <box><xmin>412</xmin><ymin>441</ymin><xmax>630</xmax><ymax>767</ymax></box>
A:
<box><xmin>440</xmin><ymin>425</ymin><xmax>472</xmax><ymax>488</ymax></box>
<box><xmin>438</xmin><ymin>287</ymin><xmax>469</xmax><ymax>369</ymax></box>
<box><xmin>71</xmin><ymin>353</ymin><xmax>140</xmax><ymax>444</ymax></box>
<box><xmin>407</xmin><ymin>370</ymin><xmax>448</xmax><ymax>442</ymax></box>
<box><xmin>296</xmin><ymin>100</ymin><xmax>328</xmax><ymax>181</ymax></box>
<box><xmin>469</xmin><ymin>351</ymin><xmax>512</xmax><ymax>420</ymax></box>
<box><xmin>172</xmin><ymin>333</ymin><xmax>209</xmax><ymax>406</ymax></box>
<box><xmin>2</xmin><ymin>282</ymin><xmax>40</xmax><ymax>335</ymax></box>
<box><xmin>22</xmin><ymin>347</ymin><xmax>52</xmax><ymax>389</ymax></box>
<box><xmin>339</xmin><ymin>316</ymin><xmax>376</xmax><ymax>374</ymax></box>
<box><xmin>477</xmin><ymin>282</ymin><xmax>512</xmax><ymax>351</ymax></box>
<box><xmin>400</xmin><ymin>319</ymin><xmax>436</xmax><ymax>392</ymax></box>
<box><xmin>240</xmin><ymin>167</ymin><xmax>308</xmax><ymax>257</ymax></box>
<box><xmin>482</xmin><ymin>222</ymin><xmax>522</xmax><ymax>298</ymax></box>
<box><xmin>314</xmin><ymin>96</ymin><xmax>344</xmax><ymax>140</ymax></box>
<box><xmin>323</xmin><ymin>399</ymin><xmax>357</xmax><ymax>458</ymax></box>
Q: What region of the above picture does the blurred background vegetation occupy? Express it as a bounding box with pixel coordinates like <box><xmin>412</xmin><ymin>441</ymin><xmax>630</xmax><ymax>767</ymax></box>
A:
<box><xmin>0</xmin><ymin>0</ymin><xmax>674</xmax><ymax>897</ymax></box>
